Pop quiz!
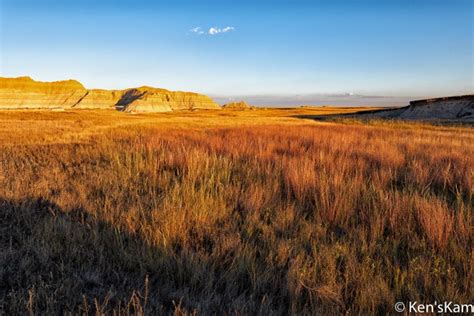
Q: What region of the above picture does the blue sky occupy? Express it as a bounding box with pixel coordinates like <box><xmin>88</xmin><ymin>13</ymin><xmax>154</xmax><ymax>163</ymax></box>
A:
<box><xmin>1</xmin><ymin>0</ymin><xmax>472</xmax><ymax>105</ymax></box>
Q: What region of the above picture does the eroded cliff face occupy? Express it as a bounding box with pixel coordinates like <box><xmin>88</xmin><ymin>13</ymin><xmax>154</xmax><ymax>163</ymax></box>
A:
<box><xmin>399</xmin><ymin>96</ymin><xmax>474</xmax><ymax>120</ymax></box>
<box><xmin>0</xmin><ymin>76</ymin><xmax>221</xmax><ymax>112</ymax></box>
<box><xmin>121</xmin><ymin>87</ymin><xmax>220</xmax><ymax>112</ymax></box>
<box><xmin>73</xmin><ymin>89</ymin><xmax>123</xmax><ymax>109</ymax></box>
<box><xmin>354</xmin><ymin>95</ymin><xmax>474</xmax><ymax>122</ymax></box>
<box><xmin>0</xmin><ymin>76</ymin><xmax>86</xmax><ymax>109</ymax></box>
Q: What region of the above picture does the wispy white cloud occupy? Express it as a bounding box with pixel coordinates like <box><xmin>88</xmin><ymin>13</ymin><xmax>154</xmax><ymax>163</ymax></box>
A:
<box><xmin>189</xmin><ymin>27</ymin><xmax>205</xmax><ymax>35</ymax></box>
<box><xmin>208</xmin><ymin>26</ymin><xmax>235</xmax><ymax>35</ymax></box>
<box><xmin>189</xmin><ymin>26</ymin><xmax>235</xmax><ymax>36</ymax></box>
<box><xmin>208</xmin><ymin>27</ymin><xmax>220</xmax><ymax>35</ymax></box>
<box><xmin>221</xmin><ymin>26</ymin><xmax>235</xmax><ymax>33</ymax></box>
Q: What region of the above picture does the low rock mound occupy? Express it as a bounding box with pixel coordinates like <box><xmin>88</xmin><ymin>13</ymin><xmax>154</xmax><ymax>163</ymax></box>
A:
<box><xmin>222</xmin><ymin>101</ymin><xmax>253</xmax><ymax>110</ymax></box>
<box><xmin>0</xmin><ymin>76</ymin><xmax>221</xmax><ymax>112</ymax></box>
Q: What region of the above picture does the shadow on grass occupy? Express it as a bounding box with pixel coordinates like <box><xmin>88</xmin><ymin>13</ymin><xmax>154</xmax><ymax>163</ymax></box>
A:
<box><xmin>289</xmin><ymin>107</ymin><xmax>403</xmax><ymax>122</ymax></box>
<box><xmin>0</xmin><ymin>197</ymin><xmax>285</xmax><ymax>314</ymax></box>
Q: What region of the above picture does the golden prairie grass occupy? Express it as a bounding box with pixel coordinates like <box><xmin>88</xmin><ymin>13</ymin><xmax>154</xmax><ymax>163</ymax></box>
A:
<box><xmin>0</xmin><ymin>109</ymin><xmax>472</xmax><ymax>314</ymax></box>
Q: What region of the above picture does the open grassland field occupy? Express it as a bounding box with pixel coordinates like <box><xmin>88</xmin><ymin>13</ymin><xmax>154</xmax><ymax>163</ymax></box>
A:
<box><xmin>0</xmin><ymin>108</ymin><xmax>473</xmax><ymax>315</ymax></box>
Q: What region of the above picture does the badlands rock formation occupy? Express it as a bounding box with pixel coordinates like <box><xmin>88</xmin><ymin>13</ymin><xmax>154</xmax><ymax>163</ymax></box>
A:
<box><xmin>356</xmin><ymin>95</ymin><xmax>474</xmax><ymax>122</ymax></box>
<box><xmin>74</xmin><ymin>89</ymin><xmax>123</xmax><ymax>109</ymax></box>
<box><xmin>399</xmin><ymin>95</ymin><xmax>474</xmax><ymax>120</ymax></box>
<box><xmin>120</xmin><ymin>87</ymin><xmax>221</xmax><ymax>113</ymax></box>
<box><xmin>0</xmin><ymin>76</ymin><xmax>221</xmax><ymax>112</ymax></box>
<box><xmin>222</xmin><ymin>101</ymin><xmax>253</xmax><ymax>110</ymax></box>
<box><xmin>0</xmin><ymin>76</ymin><xmax>86</xmax><ymax>108</ymax></box>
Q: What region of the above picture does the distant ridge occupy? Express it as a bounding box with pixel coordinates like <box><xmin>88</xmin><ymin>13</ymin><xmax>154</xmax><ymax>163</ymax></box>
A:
<box><xmin>0</xmin><ymin>76</ymin><xmax>221</xmax><ymax>112</ymax></box>
<box><xmin>353</xmin><ymin>94</ymin><xmax>474</xmax><ymax>122</ymax></box>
